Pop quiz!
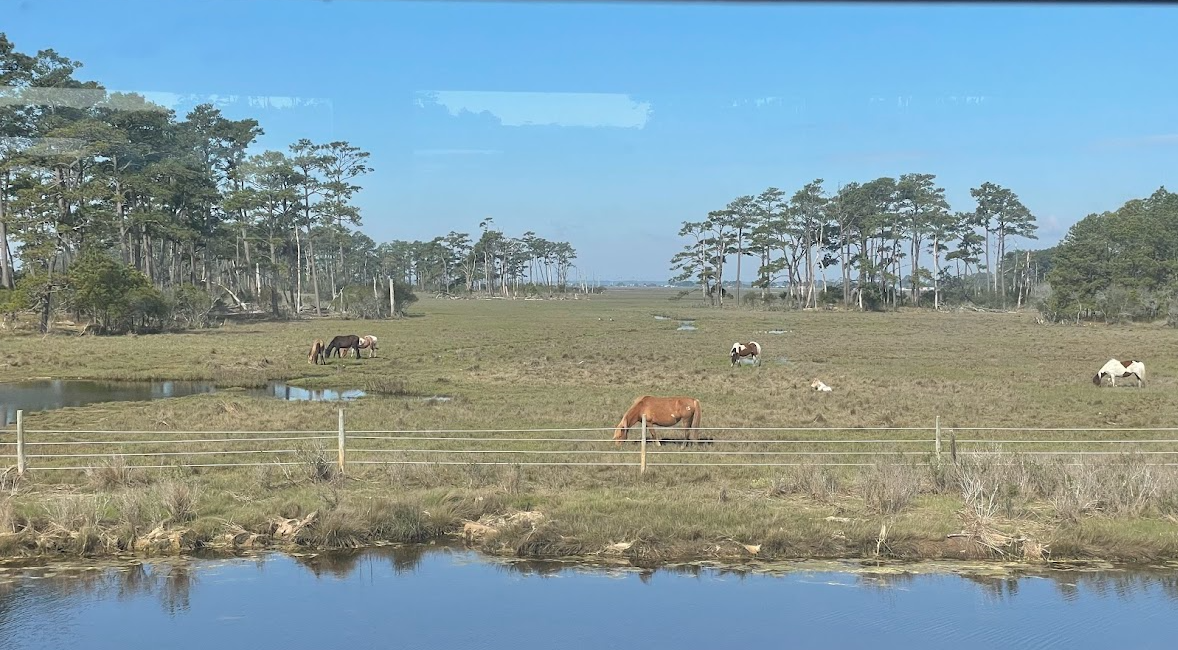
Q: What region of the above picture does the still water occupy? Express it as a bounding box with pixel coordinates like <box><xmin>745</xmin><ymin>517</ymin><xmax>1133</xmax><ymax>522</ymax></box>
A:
<box><xmin>1</xmin><ymin>547</ymin><xmax>1175</xmax><ymax>650</ymax></box>
<box><xmin>1</xmin><ymin>380</ymin><xmax>366</xmax><ymax>425</ymax></box>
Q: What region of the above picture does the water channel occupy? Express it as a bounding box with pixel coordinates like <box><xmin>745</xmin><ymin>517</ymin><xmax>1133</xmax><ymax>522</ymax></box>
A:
<box><xmin>0</xmin><ymin>547</ymin><xmax>1174</xmax><ymax>649</ymax></box>
<box><xmin>1</xmin><ymin>379</ymin><xmax>367</xmax><ymax>425</ymax></box>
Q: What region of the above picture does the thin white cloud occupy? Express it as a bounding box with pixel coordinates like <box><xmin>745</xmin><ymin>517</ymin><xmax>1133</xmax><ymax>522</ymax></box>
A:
<box><xmin>140</xmin><ymin>92</ymin><xmax>332</xmax><ymax>112</ymax></box>
<box><xmin>730</xmin><ymin>96</ymin><xmax>787</xmax><ymax>108</ymax></box>
<box><xmin>416</xmin><ymin>90</ymin><xmax>652</xmax><ymax>129</ymax></box>
<box><xmin>0</xmin><ymin>86</ymin><xmax>112</xmax><ymax>109</ymax></box>
<box><xmin>0</xmin><ymin>136</ymin><xmax>89</xmax><ymax>157</ymax></box>
<box><xmin>0</xmin><ymin>87</ymin><xmax>331</xmax><ymax>113</ymax></box>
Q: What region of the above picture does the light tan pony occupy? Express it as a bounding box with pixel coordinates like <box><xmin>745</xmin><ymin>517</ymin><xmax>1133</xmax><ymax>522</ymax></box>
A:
<box><xmin>358</xmin><ymin>335</ymin><xmax>378</xmax><ymax>358</ymax></box>
<box><xmin>613</xmin><ymin>395</ymin><xmax>702</xmax><ymax>446</ymax></box>
<box><xmin>308</xmin><ymin>339</ymin><xmax>326</xmax><ymax>365</ymax></box>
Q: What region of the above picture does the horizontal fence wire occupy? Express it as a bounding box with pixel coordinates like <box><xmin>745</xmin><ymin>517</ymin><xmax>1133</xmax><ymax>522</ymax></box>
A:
<box><xmin>25</xmin><ymin>436</ymin><xmax>336</xmax><ymax>446</ymax></box>
<box><xmin>7</xmin><ymin>422</ymin><xmax>1178</xmax><ymax>473</ymax></box>
<box><xmin>22</xmin><ymin>430</ymin><xmax>337</xmax><ymax>435</ymax></box>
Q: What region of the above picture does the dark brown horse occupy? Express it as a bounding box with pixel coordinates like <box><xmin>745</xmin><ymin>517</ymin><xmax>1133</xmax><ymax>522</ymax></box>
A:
<box><xmin>325</xmin><ymin>335</ymin><xmax>362</xmax><ymax>359</ymax></box>
<box><xmin>613</xmin><ymin>395</ymin><xmax>702</xmax><ymax>446</ymax></box>
<box><xmin>308</xmin><ymin>339</ymin><xmax>326</xmax><ymax>365</ymax></box>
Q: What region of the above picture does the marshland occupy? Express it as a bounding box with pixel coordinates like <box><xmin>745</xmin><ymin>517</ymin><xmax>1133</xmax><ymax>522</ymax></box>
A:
<box><xmin>3</xmin><ymin>289</ymin><xmax>1178</xmax><ymax>566</ymax></box>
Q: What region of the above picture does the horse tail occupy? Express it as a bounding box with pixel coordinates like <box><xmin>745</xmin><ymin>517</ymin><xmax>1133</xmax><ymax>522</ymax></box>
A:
<box><xmin>751</xmin><ymin>341</ymin><xmax>761</xmax><ymax>356</ymax></box>
<box><xmin>688</xmin><ymin>399</ymin><xmax>702</xmax><ymax>438</ymax></box>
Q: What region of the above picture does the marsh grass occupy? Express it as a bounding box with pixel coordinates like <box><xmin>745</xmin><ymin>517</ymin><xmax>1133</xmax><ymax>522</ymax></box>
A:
<box><xmin>4</xmin><ymin>290</ymin><xmax>1178</xmax><ymax>562</ymax></box>
<box><xmin>157</xmin><ymin>481</ymin><xmax>201</xmax><ymax>523</ymax></box>
<box><xmin>86</xmin><ymin>455</ymin><xmax>141</xmax><ymax>490</ymax></box>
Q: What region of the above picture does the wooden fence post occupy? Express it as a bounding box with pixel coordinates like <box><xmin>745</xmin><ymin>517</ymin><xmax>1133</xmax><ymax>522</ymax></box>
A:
<box><xmin>949</xmin><ymin>430</ymin><xmax>958</xmax><ymax>465</ymax></box>
<box><xmin>640</xmin><ymin>414</ymin><xmax>647</xmax><ymax>474</ymax></box>
<box><xmin>935</xmin><ymin>415</ymin><xmax>942</xmax><ymax>461</ymax></box>
<box><xmin>389</xmin><ymin>277</ymin><xmax>396</xmax><ymax>318</ymax></box>
<box><xmin>16</xmin><ymin>409</ymin><xmax>26</xmax><ymax>477</ymax></box>
<box><xmin>337</xmin><ymin>407</ymin><xmax>346</xmax><ymax>475</ymax></box>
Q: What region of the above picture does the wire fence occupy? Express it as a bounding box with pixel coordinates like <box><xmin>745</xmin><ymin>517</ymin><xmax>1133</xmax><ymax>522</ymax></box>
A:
<box><xmin>5</xmin><ymin>409</ymin><xmax>1178</xmax><ymax>475</ymax></box>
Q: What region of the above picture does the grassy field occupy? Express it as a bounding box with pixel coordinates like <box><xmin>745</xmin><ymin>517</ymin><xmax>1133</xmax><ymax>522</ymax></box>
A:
<box><xmin>2</xmin><ymin>289</ymin><xmax>1178</xmax><ymax>565</ymax></box>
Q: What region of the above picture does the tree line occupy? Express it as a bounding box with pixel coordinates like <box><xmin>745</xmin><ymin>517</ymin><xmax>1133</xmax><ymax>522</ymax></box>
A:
<box><xmin>671</xmin><ymin>176</ymin><xmax>1041</xmax><ymax>311</ymax></box>
<box><xmin>1045</xmin><ymin>186</ymin><xmax>1178</xmax><ymax>324</ymax></box>
<box><xmin>0</xmin><ymin>34</ymin><xmax>581</xmax><ymax>332</ymax></box>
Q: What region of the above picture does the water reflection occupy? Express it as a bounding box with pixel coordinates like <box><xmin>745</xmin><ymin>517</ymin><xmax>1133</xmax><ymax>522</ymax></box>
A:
<box><xmin>1</xmin><ymin>549</ymin><xmax>1177</xmax><ymax>649</ymax></box>
<box><xmin>0</xmin><ymin>379</ymin><xmax>367</xmax><ymax>425</ymax></box>
<box><xmin>251</xmin><ymin>383</ymin><xmax>366</xmax><ymax>402</ymax></box>
<box><xmin>1</xmin><ymin>379</ymin><xmax>218</xmax><ymax>425</ymax></box>
<box><xmin>292</xmin><ymin>544</ymin><xmax>429</xmax><ymax>579</ymax></box>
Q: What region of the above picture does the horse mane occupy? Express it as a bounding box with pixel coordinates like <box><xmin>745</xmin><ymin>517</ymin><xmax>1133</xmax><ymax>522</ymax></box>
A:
<box><xmin>617</xmin><ymin>395</ymin><xmax>649</xmax><ymax>431</ymax></box>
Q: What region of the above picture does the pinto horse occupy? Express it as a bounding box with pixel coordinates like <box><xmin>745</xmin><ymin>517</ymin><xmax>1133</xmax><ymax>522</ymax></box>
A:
<box><xmin>325</xmin><ymin>334</ymin><xmax>362</xmax><ymax>360</ymax></box>
<box><xmin>613</xmin><ymin>395</ymin><xmax>702</xmax><ymax>446</ymax></box>
<box><xmin>1093</xmin><ymin>358</ymin><xmax>1146</xmax><ymax>387</ymax></box>
<box><xmin>730</xmin><ymin>341</ymin><xmax>762</xmax><ymax>366</ymax></box>
<box><xmin>308</xmin><ymin>339</ymin><xmax>326</xmax><ymax>365</ymax></box>
<box><xmin>358</xmin><ymin>335</ymin><xmax>378</xmax><ymax>358</ymax></box>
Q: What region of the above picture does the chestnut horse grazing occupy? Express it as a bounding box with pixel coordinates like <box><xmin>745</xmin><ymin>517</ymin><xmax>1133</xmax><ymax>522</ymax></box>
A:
<box><xmin>613</xmin><ymin>395</ymin><xmax>702</xmax><ymax>446</ymax></box>
<box><xmin>731</xmin><ymin>341</ymin><xmax>762</xmax><ymax>366</ymax></box>
<box><xmin>308</xmin><ymin>339</ymin><xmax>326</xmax><ymax>365</ymax></box>
<box><xmin>1093</xmin><ymin>358</ymin><xmax>1146</xmax><ymax>387</ymax></box>
<box><xmin>325</xmin><ymin>334</ymin><xmax>362</xmax><ymax>359</ymax></box>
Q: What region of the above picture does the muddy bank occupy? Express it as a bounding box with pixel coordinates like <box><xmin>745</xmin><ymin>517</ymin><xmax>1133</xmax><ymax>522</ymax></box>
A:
<box><xmin>2</xmin><ymin>506</ymin><xmax>1174</xmax><ymax>569</ymax></box>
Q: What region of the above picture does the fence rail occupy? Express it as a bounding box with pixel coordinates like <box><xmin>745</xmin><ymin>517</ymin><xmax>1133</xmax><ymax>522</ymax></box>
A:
<box><xmin>7</xmin><ymin>408</ymin><xmax>1178</xmax><ymax>475</ymax></box>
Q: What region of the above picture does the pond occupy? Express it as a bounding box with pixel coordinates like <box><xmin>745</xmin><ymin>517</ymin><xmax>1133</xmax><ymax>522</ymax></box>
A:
<box><xmin>250</xmin><ymin>383</ymin><xmax>366</xmax><ymax>402</ymax></box>
<box><xmin>1</xmin><ymin>379</ymin><xmax>367</xmax><ymax>425</ymax></box>
<box><xmin>0</xmin><ymin>548</ymin><xmax>1175</xmax><ymax>649</ymax></box>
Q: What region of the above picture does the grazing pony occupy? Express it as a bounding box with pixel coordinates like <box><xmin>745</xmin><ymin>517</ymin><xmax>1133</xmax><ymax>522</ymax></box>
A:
<box><xmin>1093</xmin><ymin>358</ymin><xmax>1146</xmax><ymax>387</ymax></box>
<box><xmin>324</xmin><ymin>334</ymin><xmax>362</xmax><ymax>360</ymax></box>
<box><xmin>308</xmin><ymin>339</ymin><xmax>326</xmax><ymax>365</ymax></box>
<box><xmin>344</xmin><ymin>335</ymin><xmax>380</xmax><ymax>359</ymax></box>
<box><xmin>358</xmin><ymin>335</ymin><xmax>378</xmax><ymax>358</ymax></box>
<box><xmin>613</xmin><ymin>395</ymin><xmax>702</xmax><ymax>446</ymax></box>
<box><xmin>730</xmin><ymin>341</ymin><xmax>762</xmax><ymax>366</ymax></box>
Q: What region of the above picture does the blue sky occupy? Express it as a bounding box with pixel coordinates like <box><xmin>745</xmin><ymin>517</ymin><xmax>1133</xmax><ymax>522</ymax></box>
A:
<box><xmin>6</xmin><ymin>0</ymin><xmax>1177</xmax><ymax>281</ymax></box>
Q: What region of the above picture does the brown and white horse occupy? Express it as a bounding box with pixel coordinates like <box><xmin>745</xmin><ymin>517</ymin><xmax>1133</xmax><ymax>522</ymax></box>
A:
<box><xmin>308</xmin><ymin>339</ymin><xmax>326</xmax><ymax>365</ymax></box>
<box><xmin>730</xmin><ymin>341</ymin><xmax>762</xmax><ymax>366</ymax></box>
<box><xmin>358</xmin><ymin>335</ymin><xmax>378</xmax><ymax>358</ymax></box>
<box><xmin>613</xmin><ymin>395</ymin><xmax>702</xmax><ymax>446</ymax></box>
<box><xmin>1093</xmin><ymin>358</ymin><xmax>1146</xmax><ymax>387</ymax></box>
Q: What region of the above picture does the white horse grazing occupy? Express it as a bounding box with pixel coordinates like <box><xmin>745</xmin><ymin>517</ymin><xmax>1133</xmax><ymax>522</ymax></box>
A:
<box><xmin>730</xmin><ymin>341</ymin><xmax>762</xmax><ymax>366</ymax></box>
<box><xmin>1093</xmin><ymin>358</ymin><xmax>1145</xmax><ymax>387</ymax></box>
<box><xmin>358</xmin><ymin>335</ymin><xmax>379</xmax><ymax>358</ymax></box>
